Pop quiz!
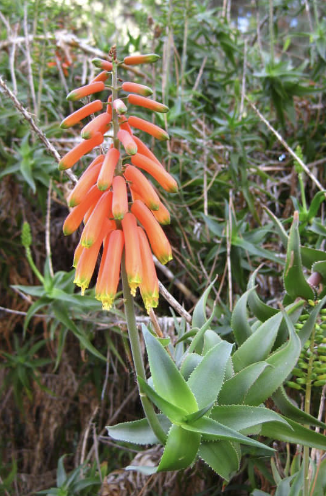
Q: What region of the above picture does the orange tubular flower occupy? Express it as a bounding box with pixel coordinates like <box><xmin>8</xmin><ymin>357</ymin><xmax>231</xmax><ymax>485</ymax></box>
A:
<box><xmin>128</xmin><ymin>115</ymin><xmax>169</xmax><ymax>141</ymax></box>
<box><xmin>81</xmin><ymin>113</ymin><xmax>111</xmax><ymax>139</ymax></box>
<box><xmin>63</xmin><ymin>185</ymin><xmax>103</xmax><ymax>235</ymax></box>
<box><xmin>74</xmin><ymin>220</ymin><xmax>113</xmax><ymax>294</ymax></box>
<box><xmin>123</xmin><ymin>53</ymin><xmax>160</xmax><ymax>65</ymax></box>
<box><xmin>60</xmin><ymin>100</ymin><xmax>103</xmax><ymax>129</ymax></box>
<box><xmin>95</xmin><ymin>229</ymin><xmax>125</xmax><ymax>310</ymax></box>
<box><xmin>92</xmin><ymin>71</ymin><xmax>110</xmax><ymax>83</ymax></box>
<box><xmin>80</xmin><ymin>191</ymin><xmax>113</xmax><ymax>248</ymax></box>
<box><xmin>137</xmin><ymin>227</ymin><xmax>159</xmax><ymax>313</ymax></box>
<box><xmin>59</xmin><ymin>133</ymin><xmax>104</xmax><ymax>170</ymax></box>
<box><xmin>73</xmin><ymin>241</ymin><xmax>84</xmax><ymax>268</ymax></box>
<box><xmin>66</xmin><ymin>81</ymin><xmax>105</xmax><ymax>101</ymax></box>
<box><xmin>132</xmin><ymin>136</ymin><xmax>162</xmax><ymax>167</ymax></box>
<box><xmin>113</xmin><ymin>99</ymin><xmax>127</xmax><ymax>114</ymax></box>
<box><xmin>112</xmin><ymin>176</ymin><xmax>128</xmax><ymax>220</ymax></box>
<box><xmin>106</xmin><ymin>95</ymin><xmax>112</xmax><ymax>117</ymax></box>
<box><xmin>127</xmin><ymin>94</ymin><xmax>168</xmax><ymax>113</ymax></box>
<box><xmin>97</xmin><ymin>147</ymin><xmax>120</xmax><ymax>191</ymax></box>
<box><xmin>152</xmin><ymin>201</ymin><xmax>171</xmax><ymax>225</ymax></box>
<box><xmin>118</xmin><ymin>116</ymin><xmax>133</xmax><ymax>135</ymax></box>
<box><xmin>131</xmin><ymin>200</ymin><xmax>172</xmax><ymax>264</ymax></box>
<box><xmin>122</xmin><ymin>213</ymin><xmax>143</xmax><ymax>296</ymax></box>
<box><xmin>117</xmin><ymin>129</ymin><xmax>137</xmax><ymax>155</ymax></box>
<box><xmin>124</xmin><ymin>165</ymin><xmax>160</xmax><ymax>211</ymax></box>
<box><xmin>121</xmin><ymin>82</ymin><xmax>153</xmax><ymax>97</ymax></box>
<box><xmin>68</xmin><ymin>157</ymin><xmax>103</xmax><ymax>207</ymax></box>
<box><xmin>131</xmin><ymin>153</ymin><xmax>178</xmax><ymax>193</ymax></box>
<box><xmin>92</xmin><ymin>58</ymin><xmax>113</xmax><ymax>72</ymax></box>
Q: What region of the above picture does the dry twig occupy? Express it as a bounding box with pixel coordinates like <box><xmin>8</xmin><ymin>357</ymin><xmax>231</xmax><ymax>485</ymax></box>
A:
<box><xmin>0</xmin><ymin>75</ymin><xmax>77</xmax><ymax>184</ymax></box>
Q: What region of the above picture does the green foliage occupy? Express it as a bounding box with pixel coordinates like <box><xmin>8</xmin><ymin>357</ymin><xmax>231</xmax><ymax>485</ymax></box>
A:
<box><xmin>37</xmin><ymin>456</ymin><xmax>101</xmax><ymax>496</ymax></box>
<box><xmin>2</xmin><ymin>0</ymin><xmax>326</xmax><ymax>494</ymax></box>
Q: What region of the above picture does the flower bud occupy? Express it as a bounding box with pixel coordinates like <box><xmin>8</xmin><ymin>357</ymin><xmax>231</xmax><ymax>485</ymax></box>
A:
<box><xmin>66</xmin><ymin>82</ymin><xmax>105</xmax><ymax>101</ymax></box>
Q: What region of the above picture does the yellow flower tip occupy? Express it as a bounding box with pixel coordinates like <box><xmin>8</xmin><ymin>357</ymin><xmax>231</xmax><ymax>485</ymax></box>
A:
<box><xmin>66</xmin><ymin>92</ymin><xmax>78</xmax><ymax>102</ymax></box>
<box><xmin>143</xmin><ymin>296</ymin><xmax>159</xmax><ymax>314</ymax></box>
<box><xmin>149</xmin><ymin>202</ymin><xmax>160</xmax><ymax>211</ymax></box>
<box><xmin>81</xmin><ymin>131</ymin><xmax>91</xmax><ymax>140</ymax></box>
<box><xmin>113</xmin><ymin>211</ymin><xmax>126</xmax><ymax>221</ymax></box>
<box><xmin>73</xmin><ymin>277</ymin><xmax>89</xmax><ymax>295</ymax></box>
<box><xmin>68</xmin><ymin>199</ymin><xmax>78</xmax><ymax>208</ymax></box>
<box><xmin>63</xmin><ymin>226</ymin><xmax>72</xmax><ymax>236</ymax></box>
<box><xmin>160</xmin><ymin>253</ymin><xmax>173</xmax><ymax>265</ymax></box>
<box><xmin>81</xmin><ymin>238</ymin><xmax>95</xmax><ymax>248</ymax></box>
<box><xmin>128</xmin><ymin>277</ymin><xmax>142</xmax><ymax>297</ymax></box>
<box><xmin>58</xmin><ymin>160</ymin><xmax>67</xmax><ymax>171</ymax></box>
<box><xmin>129</xmin><ymin>286</ymin><xmax>137</xmax><ymax>297</ymax></box>
<box><xmin>96</xmin><ymin>295</ymin><xmax>114</xmax><ymax>311</ymax></box>
<box><xmin>60</xmin><ymin>122</ymin><xmax>68</xmax><ymax>129</ymax></box>
<box><xmin>97</xmin><ymin>182</ymin><xmax>109</xmax><ymax>191</ymax></box>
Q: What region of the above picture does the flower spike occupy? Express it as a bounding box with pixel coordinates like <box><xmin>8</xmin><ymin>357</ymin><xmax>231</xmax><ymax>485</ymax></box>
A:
<box><xmin>63</xmin><ymin>185</ymin><xmax>103</xmax><ymax>235</ymax></box>
<box><xmin>59</xmin><ymin>133</ymin><xmax>104</xmax><ymax>170</ymax></box>
<box><xmin>113</xmin><ymin>99</ymin><xmax>127</xmax><ymax>114</ymax></box>
<box><xmin>91</xmin><ymin>71</ymin><xmax>110</xmax><ymax>83</ymax></box>
<box><xmin>122</xmin><ymin>82</ymin><xmax>153</xmax><ymax>97</ymax></box>
<box><xmin>117</xmin><ymin>129</ymin><xmax>137</xmax><ymax>155</ymax></box>
<box><xmin>60</xmin><ymin>100</ymin><xmax>103</xmax><ymax>129</ymax></box>
<box><xmin>123</xmin><ymin>53</ymin><xmax>160</xmax><ymax>65</ymax></box>
<box><xmin>152</xmin><ymin>201</ymin><xmax>171</xmax><ymax>225</ymax></box>
<box><xmin>122</xmin><ymin>213</ymin><xmax>143</xmax><ymax>296</ymax></box>
<box><xmin>131</xmin><ymin>153</ymin><xmax>178</xmax><ymax>193</ymax></box>
<box><xmin>66</xmin><ymin>81</ymin><xmax>105</xmax><ymax>101</ymax></box>
<box><xmin>92</xmin><ymin>58</ymin><xmax>113</xmax><ymax>72</ymax></box>
<box><xmin>127</xmin><ymin>95</ymin><xmax>169</xmax><ymax>113</ymax></box>
<box><xmin>112</xmin><ymin>176</ymin><xmax>128</xmax><ymax>220</ymax></box>
<box><xmin>80</xmin><ymin>192</ymin><xmax>114</xmax><ymax>248</ymax></box>
<box><xmin>95</xmin><ymin>229</ymin><xmax>125</xmax><ymax>311</ymax></box>
<box><xmin>68</xmin><ymin>156</ymin><xmax>104</xmax><ymax>207</ymax></box>
<box><xmin>137</xmin><ymin>227</ymin><xmax>159</xmax><ymax>313</ymax></box>
<box><xmin>124</xmin><ymin>165</ymin><xmax>160</xmax><ymax>211</ymax></box>
<box><xmin>132</xmin><ymin>136</ymin><xmax>162</xmax><ymax>166</ymax></box>
<box><xmin>81</xmin><ymin>113</ymin><xmax>111</xmax><ymax>139</ymax></box>
<box><xmin>97</xmin><ymin>147</ymin><xmax>120</xmax><ymax>191</ymax></box>
<box><xmin>128</xmin><ymin>115</ymin><xmax>169</xmax><ymax>141</ymax></box>
<box><xmin>74</xmin><ymin>220</ymin><xmax>113</xmax><ymax>294</ymax></box>
<box><xmin>131</xmin><ymin>200</ymin><xmax>173</xmax><ymax>265</ymax></box>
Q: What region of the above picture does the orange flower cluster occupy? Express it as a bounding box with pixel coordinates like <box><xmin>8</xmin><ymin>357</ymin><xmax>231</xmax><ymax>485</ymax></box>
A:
<box><xmin>60</xmin><ymin>52</ymin><xmax>176</xmax><ymax>313</ymax></box>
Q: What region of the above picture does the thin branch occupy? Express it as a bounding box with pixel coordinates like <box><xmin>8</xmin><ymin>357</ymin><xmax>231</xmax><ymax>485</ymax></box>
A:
<box><xmin>245</xmin><ymin>96</ymin><xmax>324</xmax><ymax>192</ymax></box>
<box><xmin>192</xmin><ymin>56</ymin><xmax>207</xmax><ymax>93</ymax></box>
<box><xmin>239</xmin><ymin>39</ymin><xmax>247</xmax><ymax>118</ymax></box>
<box><xmin>45</xmin><ymin>178</ymin><xmax>54</xmax><ymax>277</ymax></box>
<box><xmin>0</xmin><ymin>305</ymin><xmax>44</xmax><ymax>318</ymax></box>
<box><xmin>158</xmin><ymin>281</ymin><xmax>192</xmax><ymax>324</ymax></box>
<box><xmin>0</xmin><ymin>75</ymin><xmax>77</xmax><ymax>184</ymax></box>
<box><xmin>154</xmin><ymin>256</ymin><xmax>197</xmax><ymax>304</ymax></box>
<box><xmin>23</xmin><ymin>5</ymin><xmax>37</xmax><ymax>115</ymax></box>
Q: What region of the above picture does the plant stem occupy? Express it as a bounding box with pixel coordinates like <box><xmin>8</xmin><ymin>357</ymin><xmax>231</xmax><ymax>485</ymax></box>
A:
<box><xmin>303</xmin><ymin>322</ymin><xmax>316</xmax><ymax>496</ymax></box>
<box><xmin>269</xmin><ymin>0</ymin><xmax>274</xmax><ymax>64</ymax></box>
<box><xmin>111</xmin><ymin>57</ymin><xmax>121</xmax><ymax>167</ymax></box>
<box><xmin>298</xmin><ymin>172</ymin><xmax>307</xmax><ymax>213</ymax></box>
<box><xmin>121</xmin><ymin>255</ymin><xmax>167</xmax><ymax>445</ymax></box>
<box><xmin>25</xmin><ymin>246</ymin><xmax>44</xmax><ymax>284</ymax></box>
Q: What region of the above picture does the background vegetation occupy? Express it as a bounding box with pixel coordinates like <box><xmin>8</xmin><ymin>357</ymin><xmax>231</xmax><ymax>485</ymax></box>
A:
<box><xmin>1</xmin><ymin>0</ymin><xmax>326</xmax><ymax>494</ymax></box>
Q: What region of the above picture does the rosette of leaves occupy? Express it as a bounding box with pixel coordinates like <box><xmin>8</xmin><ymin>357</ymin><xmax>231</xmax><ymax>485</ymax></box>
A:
<box><xmin>108</xmin><ymin>284</ymin><xmax>326</xmax><ymax>481</ymax></box>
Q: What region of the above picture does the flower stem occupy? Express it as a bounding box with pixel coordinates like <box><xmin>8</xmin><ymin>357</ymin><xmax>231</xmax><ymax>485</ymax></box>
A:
<box><xmin>298</xmin><ymin>172</ymin><xmax>307</xmax><ymax>213</ymax></box>
<box><xmin>25</xmin><ymin>246</ymin><xmax>44</xmax><ymax>284</ymax></box>
<box><xmin>303</xmin><ymin>322</ymin><xmax>316</xmax><ymax>496</ymax></box>
<box><xmin>121</xmin><ymin>254</ymin><xmax>167</xmax><ymax>445</ymax></box>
